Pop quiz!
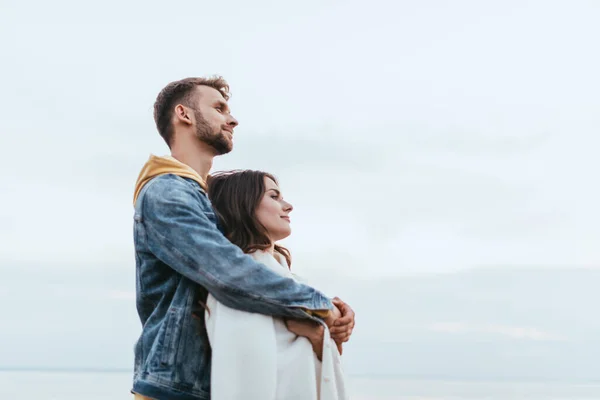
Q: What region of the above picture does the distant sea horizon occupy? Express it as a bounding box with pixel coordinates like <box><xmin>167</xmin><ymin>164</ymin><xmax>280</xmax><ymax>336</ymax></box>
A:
<box><xmin>2</xmin><ymin>367</ymin><xmax>600</xmax><ymax>400</ymax></box>
<box><xmin>2</xmin><ymin>366</ymin><xmax>599</xmax><ymax>384</ymax></box>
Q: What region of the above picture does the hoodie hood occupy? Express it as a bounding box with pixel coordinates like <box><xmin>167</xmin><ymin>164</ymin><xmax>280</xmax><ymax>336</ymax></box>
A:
<box><xmin>133</xmin><ymin>155</ymin><xmax>208</xmax><ymax>205</ymax></box>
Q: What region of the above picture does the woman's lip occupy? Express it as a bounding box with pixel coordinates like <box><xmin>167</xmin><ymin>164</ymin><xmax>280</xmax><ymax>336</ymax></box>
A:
<box><xmin>281</xmin><ymin>216</ymin><xmax>290</xmax><ymax>222</ymax></box>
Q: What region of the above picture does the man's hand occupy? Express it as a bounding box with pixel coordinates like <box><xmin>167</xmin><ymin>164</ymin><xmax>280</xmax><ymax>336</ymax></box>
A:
<box><xmin>329</xmin><ymin>297</ymin><xmax>355</xmax><ymax>344</ymax></box>
<box><xmin>323</xmin><ymin>302</ymin><xmax>342</xmax><ymax>328</ymax></box>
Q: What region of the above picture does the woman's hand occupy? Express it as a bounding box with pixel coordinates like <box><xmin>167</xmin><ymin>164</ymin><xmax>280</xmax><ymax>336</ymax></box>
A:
<box><xmin>285</xmin><ymin>319</ymin><xmax>325</xmax><ymax>361</ymax></box>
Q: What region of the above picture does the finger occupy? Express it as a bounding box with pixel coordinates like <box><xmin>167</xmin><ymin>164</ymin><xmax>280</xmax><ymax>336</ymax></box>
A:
<box><xmin>333</xmin><ymin>327</ymin><xmax>353</xmax><ymax>341</ymax></box>
<box><xmin>337</xmin><ymin>304</ymin><xmax>354</xmax><ymax>318</ymax></box>
<box><xmin>331</xmin><ymin>333</ymin><xmax>350</xmax><ymax>343</ymax></box>
<box><xmin>329</xmin><ymin>324</ymin><xmax>349</xmax><ymax>333</ymax></box>
<box><xmin>334</xmin><ymin>315</ymin><xmax>353</xmax><ymax>326</ymax></box>
<box><xmin>330</xmin><ymin>328</ymin><xmax>350</xmax><ymax>337</ymax></box>
<box><xmin>331</xmin><ymin>329</ymin><xmax>351</xmax><ymax>339</ymax></box>
<box><xmin>331</xmin><ymin>333</ymin><xmax>350</xmax><ymax>341</ymax></box>
<box><xmin>330</xmin><ymin>326</ymin><xmax>353</xmax><ymax>337</ymax></box>
<box><xmin>332</xmin><ymin>302</ymin><xmax>347</xmax><ymax>315</ymax></box>
<box><xmin>332</xmin><ymin>299</ymin><xmax>347</xmax><ymax>312</ymax></box>
<box><xmin>345</xmin><ymin>329</ymin><xmax>353</xmax><ymax>342</ymax></box>
<box><xmin>337</xmin><ymin>309</ymin><xmax>355</xmax><ymax>325</ymax></box>
<box><xmin>333</xmin><ymin>335</ymin><xmax>349</xmax><ymax>343</ymax></box>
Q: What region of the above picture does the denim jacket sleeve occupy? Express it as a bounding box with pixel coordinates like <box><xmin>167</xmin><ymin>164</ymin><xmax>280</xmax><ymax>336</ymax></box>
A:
<box><xmin>138</xmin><ymin>175</ymin><xmax>333</xmax><ymax>319</ymax></box>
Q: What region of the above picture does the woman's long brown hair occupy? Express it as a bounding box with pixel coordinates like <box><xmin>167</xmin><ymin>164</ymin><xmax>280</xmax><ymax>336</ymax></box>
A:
<box><xmin>207</xmin><ymin>169</ymin><xmax>292</xmax><ymax>267</ymax></box>
<box><xmin>193</xmin><ymin>170</ymin><xmax>292</xmax><ymax>342</ymax></box>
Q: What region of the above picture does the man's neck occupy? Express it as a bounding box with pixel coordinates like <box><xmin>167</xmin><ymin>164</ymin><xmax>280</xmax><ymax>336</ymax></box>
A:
<box><xmin>170</xmin><ymin>140</ymin><xmax>216</xmax><ymax>182</ymax></box>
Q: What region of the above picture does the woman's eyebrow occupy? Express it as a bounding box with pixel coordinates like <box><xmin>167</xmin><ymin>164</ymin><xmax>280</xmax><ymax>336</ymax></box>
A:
<box><xmin>267</xmin><ymin>188</ymin><xmax>280</xmax><ymax>195</ymax></box>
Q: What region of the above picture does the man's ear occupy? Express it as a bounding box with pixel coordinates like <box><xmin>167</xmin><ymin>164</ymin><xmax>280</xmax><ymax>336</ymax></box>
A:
<box><xmin>174</xmin><ymin>104</ymin><xmax>193</xmax><ymax>126</ymax></box>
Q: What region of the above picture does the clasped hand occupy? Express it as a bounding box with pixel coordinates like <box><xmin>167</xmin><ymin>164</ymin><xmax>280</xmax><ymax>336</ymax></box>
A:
<box><xmin>285</xmin><ymin>297</ymin><xmax>355</xmax><ymax>359</ymax></box>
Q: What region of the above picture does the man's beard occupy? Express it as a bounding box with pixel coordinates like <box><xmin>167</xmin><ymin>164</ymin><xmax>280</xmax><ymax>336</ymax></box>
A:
<box><xmin>193</xmin><ymin>110</ymin><xmax>232</xmax><ymax>155</ymax></box>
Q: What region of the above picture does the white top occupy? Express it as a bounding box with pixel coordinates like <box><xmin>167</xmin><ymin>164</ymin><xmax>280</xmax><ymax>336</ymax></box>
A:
<box><xmin>205</xmin><ymin>250</ymin><xmax>348</xmax><ymax>400</ymax></box>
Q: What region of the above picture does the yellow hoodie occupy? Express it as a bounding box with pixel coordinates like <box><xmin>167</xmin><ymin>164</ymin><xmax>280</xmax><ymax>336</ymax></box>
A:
<box><xmin>133</xmin><ymin>155</ymin><xmax>208</xmax><ymax>206</ymax></box>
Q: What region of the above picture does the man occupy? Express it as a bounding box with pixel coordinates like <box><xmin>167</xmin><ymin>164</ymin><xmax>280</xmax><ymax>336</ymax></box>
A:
<box><xmin>132</xmin><ymin>76</ymin><xmax>355</xmax><ymax>400</ymax></box>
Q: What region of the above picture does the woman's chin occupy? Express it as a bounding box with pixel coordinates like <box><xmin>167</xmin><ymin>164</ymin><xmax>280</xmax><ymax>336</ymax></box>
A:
<box><xmin>271</xmin><ymin>229</ymin><xmax>292</xmax><ymax>242</ymax></box>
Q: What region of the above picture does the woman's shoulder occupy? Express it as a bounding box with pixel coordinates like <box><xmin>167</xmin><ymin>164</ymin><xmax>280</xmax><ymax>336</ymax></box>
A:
<box><xmin>250</xmin><ymin>250</ymin><xmax>293</xmax><ymax>276</ymax></box>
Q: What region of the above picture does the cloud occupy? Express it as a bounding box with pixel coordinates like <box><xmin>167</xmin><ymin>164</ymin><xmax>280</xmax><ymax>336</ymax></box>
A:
<box><xmin>1</xmin><ymin>0</ymin><xmax>599</xmax><ymax>277</ymax></box>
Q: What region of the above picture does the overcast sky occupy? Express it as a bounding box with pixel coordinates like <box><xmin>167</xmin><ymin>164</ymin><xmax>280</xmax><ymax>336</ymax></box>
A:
<box><xmin>0</xmin><ymin>0</ymin><xmax>599</xmax><ymax>376</ymax></box>
<box><xmin>2</xmin><ymin>0</ymin><xmax>599</xmax><ymax>278</ymax></box>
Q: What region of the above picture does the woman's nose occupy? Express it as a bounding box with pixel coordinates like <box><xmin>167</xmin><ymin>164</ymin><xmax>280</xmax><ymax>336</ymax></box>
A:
<box><xmin>283</xmin><ymin>201</ymin><xmax>293</xmax><ymax>212</ymax></box>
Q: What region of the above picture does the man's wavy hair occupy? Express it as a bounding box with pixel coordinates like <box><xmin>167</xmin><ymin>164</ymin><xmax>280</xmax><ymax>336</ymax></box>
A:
<box><xmin>207</xmin><ymin>169</ymin><xmax>292</xmax><ymax>268</ymax></box>
<box><xmin>153</xmin><ymin>76</ymin><xmax>230</xmax><ymax>147</ymax></box>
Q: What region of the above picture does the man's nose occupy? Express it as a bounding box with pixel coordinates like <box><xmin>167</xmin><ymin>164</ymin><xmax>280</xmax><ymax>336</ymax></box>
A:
<box><xmin>227</xmin><ymin>114</ymin><xmax>238</xmax><ymax>127</ymax></box>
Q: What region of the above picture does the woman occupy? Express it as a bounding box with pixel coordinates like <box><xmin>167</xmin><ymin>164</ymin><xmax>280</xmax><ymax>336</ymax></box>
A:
<box><xmin>204</xmin><ymin>170</ymin><xmax>348</xmax><ymax>400</ymax></box>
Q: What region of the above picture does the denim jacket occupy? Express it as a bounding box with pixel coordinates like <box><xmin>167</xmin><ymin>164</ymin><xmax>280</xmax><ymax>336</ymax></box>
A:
<box><xmin>132</xmin><ymin>160</ymin><xmax>333</xmax><ymax>400</ymax></box>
